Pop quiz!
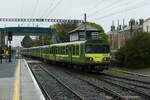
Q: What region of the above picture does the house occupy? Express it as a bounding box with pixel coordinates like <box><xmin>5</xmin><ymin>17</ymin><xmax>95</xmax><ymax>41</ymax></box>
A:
<box><xmin>69</xmin><ymin>24</ymin><xmax>101</xmax><ymax>42</ymax></box>
<box><xmin>143</xmin><ymin>18</ymin><xmax>150</xmax><ymax>32</ymax></box>
<box><xmin>108</xmin><ymin>19</ymin><xmax>143</xmax><ymax>49</ymax></box>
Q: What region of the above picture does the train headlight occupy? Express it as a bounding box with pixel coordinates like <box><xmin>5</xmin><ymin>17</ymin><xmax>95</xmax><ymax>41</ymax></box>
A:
<box><xmin>103</xmin><ymin>57</ymin><xmax>111</xmax><ymax>61</ymax></box>
<box><xmin>86</xmin><ymin>57</ymin><xmax>93</xmax><ymax>61</ymax></box>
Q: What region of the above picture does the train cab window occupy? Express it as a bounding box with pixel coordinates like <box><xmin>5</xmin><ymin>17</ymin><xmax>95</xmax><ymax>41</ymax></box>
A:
<box><xmin>86</xmin><ymin>45</ymin><xmax>110</xmax><ymax>53</ymax></box>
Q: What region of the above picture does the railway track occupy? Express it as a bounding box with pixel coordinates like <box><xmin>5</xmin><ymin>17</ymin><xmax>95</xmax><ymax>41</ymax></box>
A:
<box><xmin>37</xmin><ymin>63</ymin><xmax>113</xmax><ymax>100</ymax></box>
<box><xmin>47</xmin><ymin>64</ymin><xmax>150</xmax><ymax>100</ymax></box>
<box><xmin>28</xmin><ymin>63</ymin><xmax>84</xmax><ymax>100</ymax></box>
<box><xmin>63</xmin><ymin>71</ymin><xmax>146</xmax><ymax>100</ymax></box>
<box><xmin>29</xmin><ymin>64</ymin><xmax>52</xmax><ymax>100</ymax></box>
<box><xmin>102</xmin><ymin>73</ymin><xmax>150</xmax><ymax>85</ymax></box>
<box><xmin>39</xmin><ymin>63</ymin><xmax>144</xmax><ymax>100</ymax></box>
<box><xmin>27</xmin><ymin>60</ymin><xmax>150</xmax><ymax>100</ymax></box>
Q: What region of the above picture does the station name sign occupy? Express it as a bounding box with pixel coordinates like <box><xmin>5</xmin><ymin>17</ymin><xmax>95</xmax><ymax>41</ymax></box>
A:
<box><xmin>0</xmin><ymin>18</ymin><xmax>83</xmax><ymax>23</ymax></box>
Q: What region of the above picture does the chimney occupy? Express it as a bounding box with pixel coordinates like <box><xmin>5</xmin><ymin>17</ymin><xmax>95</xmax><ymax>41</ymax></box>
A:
<box><xmin>117</xmin><ymin>20</ymin><xmax>122</xmax><ymax>30</ymax></box>
<box><xmin>129</xmin><ymin>19</ymin><xmax>136</xmax><ymax>26</ymax></box>
<box><xmin>139</xmin><ymin>19</ymin><xmax>144</xmax><ymax>25</ymax></box>
<box><xmin>111</xmin><ymin>20</ymin><xmax>115</xmax><ymax>31</ymax></box>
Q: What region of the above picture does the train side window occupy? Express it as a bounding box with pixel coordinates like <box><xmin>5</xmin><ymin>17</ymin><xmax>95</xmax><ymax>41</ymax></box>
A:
<box><xmin>76</xmin><ymin>45</ymin><xmax>79</xmax><ymax>55</ymax></box>
<box><xmin>49</xmin><ymin>47</ymin><xmax>51</xmax><ymax>54</ymax></box>
<box><xmin>66</xmin><ymin>46</ymin><xmax>68</xmax><ymax>55</ymax></box>
<box><xmin>80</xmin><ymin>45</ymin><xmax>84</xmax><ymax>55</ymax></box>
<box><xmin>63</xmin><ymin>46</ymin><xmax>65</xmax><ymax>54</ymax></box>
<box><xmin>52</xmin><ymin>47</ymin><xmax>54</xmax><ymax>54</ymax></box>
<box><xmin>61</xmin><ymin>47</ymin><xmax>62</xmax><ymax>54</ymax></box>
<box><xmin>73</xmin><ymin>45</ymin><xmax>75</xmax><ymax>55</ymax></box>
<box><xmin>59</xmin><ymin>47</ymin><xmax>61</xmax><ymax>54</ymax></box>
<box><xmin>57</xmin><ymin>47</ymin><xmax>59</xmax><ymax>54</ymax></box>
<box><xmin>65</xmin><ymin>46</ymin><xmax>67</xmax><ymax>55</ymax></box>
<box><xmin>55</xmin><ymin>47</ymin><xmax>57</xmax><ymax>54</ymax></box>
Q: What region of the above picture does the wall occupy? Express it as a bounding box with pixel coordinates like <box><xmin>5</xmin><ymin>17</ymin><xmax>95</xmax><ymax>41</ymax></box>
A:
<box><xmin>143</xmin><ymin>19</ymin><xmax>150</xmax><ymax>32</ymax></box>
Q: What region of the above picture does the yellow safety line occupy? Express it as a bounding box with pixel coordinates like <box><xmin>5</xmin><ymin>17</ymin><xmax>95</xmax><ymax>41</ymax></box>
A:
<box><xmin>13</xmin><ymin>59</ymin><xmax>21</xmax><ymax>100</ymax></box>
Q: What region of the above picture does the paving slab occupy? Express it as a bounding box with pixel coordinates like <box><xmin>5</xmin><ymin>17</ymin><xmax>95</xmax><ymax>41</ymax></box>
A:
<box><xmin>0</xmin><ymin>59</ymin><xmax>45</xmax><ymax>100</ymax></box>
<box><xmin>21</xmin><ymin>59</ymin><xmax>45</xmax><ymax>100</ymax></box>
<box><xmin>0</xmin><ymin>60</ymin><xmax>17</xmax><ymax>100</ymax></box>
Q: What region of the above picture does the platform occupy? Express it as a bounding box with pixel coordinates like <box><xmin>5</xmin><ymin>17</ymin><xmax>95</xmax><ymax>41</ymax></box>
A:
<box><xmin>0</xmin><ymin>59</ymin><xmax>45</xmax><ymax>100</ymax></box>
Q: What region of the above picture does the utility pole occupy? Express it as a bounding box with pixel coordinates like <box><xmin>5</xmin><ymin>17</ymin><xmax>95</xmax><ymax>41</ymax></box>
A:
<box><xmin>84</xmin><ymin>13</ymin><xmax>87</xmax><ymax>40</ymax></box>
<box><xmin>8</xmin><ymin>41</ymin><xmax>11</xmax><ymax>62</ymax></box>
<box><xmin>8</xmin><ymin>32</ymin><xmax>12</xmax><ymax>62</ymax></box>
<box><xmin>130</xmin><ymin>21</ymin><xmax>133</xmax><ymax>37</ymax></box>
<box><xmin>0</xmin><ymin>32</ymin><xmax>2</xmax><ymax>64</ymax></box>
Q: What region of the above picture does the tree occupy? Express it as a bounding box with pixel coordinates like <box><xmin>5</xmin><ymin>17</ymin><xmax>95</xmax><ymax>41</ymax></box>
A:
<box><xmin>54</xmin><ymin>22</ymin><xmax>79</xmax><ymax>42</ymax></box>
<box><xmin>21</xmin><ymin>35</ymin><xmax>33</xmax><ymax>48</ymax></box>
<box><xmin>30</xmin><ymin>35</ymin><xmax>51</xmax><ymax>47</ymax></box>
<box><xmin>85</xmin><ymin>22</ymin><xmax>108</xmax><ymax>40</ymax></box>
<box><xmin>115</xmin><ymin>32</ymin><xmax>150</xmax><ymax>69</ymax></box>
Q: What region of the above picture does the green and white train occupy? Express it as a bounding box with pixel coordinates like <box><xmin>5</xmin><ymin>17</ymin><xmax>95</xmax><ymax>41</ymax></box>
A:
<box><xmin>21</xmin><ymin>39</ymin><xmax>111</xmax><ymax>71</ymax></box>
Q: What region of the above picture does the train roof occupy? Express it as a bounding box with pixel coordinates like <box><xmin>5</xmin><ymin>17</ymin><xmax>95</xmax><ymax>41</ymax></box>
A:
<box><xmin>22</xmin><ymin>41</ymin><xmax>85</xmax><ymax>50</ymax></box>
<box><xmin>51</xmin><ymin>41</ymin><xmax>85</xmax><ymax>46</ymax></box>
<box><xmin>23</xmin><ymin>39</ymin><xmax>108</xmax><ymax>50</ymax></box>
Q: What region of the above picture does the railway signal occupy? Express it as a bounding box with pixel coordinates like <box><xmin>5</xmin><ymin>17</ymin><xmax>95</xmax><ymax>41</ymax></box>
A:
<box><xmin>8</xmin><ymin>32</ymin><xmax>12</xmax><ymax>41</ymax></box>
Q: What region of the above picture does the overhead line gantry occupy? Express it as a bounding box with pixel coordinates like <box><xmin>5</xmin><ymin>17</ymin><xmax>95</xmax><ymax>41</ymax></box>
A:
<box><xmin>0</xmin><ymin>18</ymin><xmax>83</xmax><ymax>23</ymax></box>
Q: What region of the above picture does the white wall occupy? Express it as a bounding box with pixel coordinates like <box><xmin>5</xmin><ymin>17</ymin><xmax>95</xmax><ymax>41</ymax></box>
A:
<box><xmin>143</xmin><ymin>19</ymin><xmax>150</xmax><ymax>32</ymax></box>
<box><xmin>70</xmin><ymin>33</ymin><xmax>79</xmax><ymax>41</ymax></box>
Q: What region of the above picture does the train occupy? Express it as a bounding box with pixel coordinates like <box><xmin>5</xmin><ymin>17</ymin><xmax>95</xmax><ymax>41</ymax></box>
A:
<box><xmin>21</xmin><ymin>39</ymin><xmax>111</xmax><ymax>72</ymax></box>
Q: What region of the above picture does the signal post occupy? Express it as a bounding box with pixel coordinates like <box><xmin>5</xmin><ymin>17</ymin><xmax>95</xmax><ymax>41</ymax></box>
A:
<box><xmin>8</xmin><ymin>32</ymin><xmax>12</xmax><ymax>62</ymax></box>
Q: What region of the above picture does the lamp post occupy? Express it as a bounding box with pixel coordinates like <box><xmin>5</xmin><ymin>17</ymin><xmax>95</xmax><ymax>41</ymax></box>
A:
<box><xmin>84</xmin><ymin>13</ymin><xmax>87</xmax><ymax>40</ymax></box>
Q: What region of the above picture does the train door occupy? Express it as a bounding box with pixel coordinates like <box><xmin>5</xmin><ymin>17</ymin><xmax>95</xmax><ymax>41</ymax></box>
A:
<box><xmin>53</xmin><ymin>47</ymin><xmax>56</xmax><ymax>62</ymax></box>
<box><xmin>68</xmin><ymin>45</ymin><xmax>73</xmax><ymax>64</ymax></box>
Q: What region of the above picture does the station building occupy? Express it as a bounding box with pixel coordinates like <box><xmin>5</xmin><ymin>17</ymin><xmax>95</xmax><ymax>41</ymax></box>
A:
<box><xmin>69</xmin><ymin>24</ymin><xmax>101</xmax><ymax>42</ymax></box>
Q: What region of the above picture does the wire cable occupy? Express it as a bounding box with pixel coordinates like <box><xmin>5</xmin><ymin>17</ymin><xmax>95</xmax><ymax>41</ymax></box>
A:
<box><xmin>90</xmin><ymin>0</ymin><xmax>150</xmax><ymax>21</ymax></box>
<box><xmin>45</xmin><ymin>0</ymin><xmax>63</xmax><ymax>18</ymax></box>
<box><xmin>40</xmin><ymin>0</ymin><xmax>55</xmax><ymax>18</ymax></box>
<box><xmin>88</xmin><ymin>0</ymin><xmax>121</xmax><ymax>17</ymax></box>
<box><xmin>31</xmin><ymin>0</ymin><xmax>40</xmax><ymax>18</ymax></box>
<box><xmin>88</xmin><ymin>0</ymin><xmax>145</xmax><ymax>18</ymax></box>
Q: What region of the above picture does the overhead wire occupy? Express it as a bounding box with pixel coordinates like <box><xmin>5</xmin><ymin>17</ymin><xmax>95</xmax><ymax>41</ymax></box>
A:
<box><xmin>45</xmin><ymin>0</ymin><xmax>64</xmax><ymax>18</ymax></box>
<box><xmin>89</xmin><ymin>0</ymin><xmax>150</xmax><ymax>21</ymax></box>
<box><xmin>88</xmin><ymin>0</ymin><xmax>145</xmax><ymax>18</ymax></box>
<box><xmin>87</xmin><ymin>0</ymin><xmax>121</xmax><ymax>17</ymax></box>
<box><xmin>20</xmin><ymin>0</ymin><xmax>24</xmax><ymax>26</ymax></box>
<box><xmin>86</xmin><ymin>0</ymin><xmax>108</xmax><ymax>13</ymax></box>
<box><xmin>40</xmin><ymin>0</ymin><xmax>55</xmax><ymax>18</ymax></box>
<box><xmin>31</xmin><ymin>0</ymin><xmax>40</xmax><ymax>18</ymax></box>
<box><xmin>77</xmin><ymin>0</ymin><xmax>108</xmax><ymax>19</ymax></box>
<box><xmin>28</xmin><ymin>0</ymin><xmax>39</xmax><ymax>27</ymax></box>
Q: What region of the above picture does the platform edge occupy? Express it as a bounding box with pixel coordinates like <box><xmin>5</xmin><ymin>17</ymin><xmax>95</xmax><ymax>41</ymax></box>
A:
<box><xmin>23</xmin><ymin>59</ymin><xmax>46</xmax><ymax>100</ymax></box>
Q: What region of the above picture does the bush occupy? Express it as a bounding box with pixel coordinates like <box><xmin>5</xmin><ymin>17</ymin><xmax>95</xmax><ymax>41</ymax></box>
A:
<box><xmin>115</xmin><ymin>32</ymin><xmax>150</xmax><ymax>69</ymax></box>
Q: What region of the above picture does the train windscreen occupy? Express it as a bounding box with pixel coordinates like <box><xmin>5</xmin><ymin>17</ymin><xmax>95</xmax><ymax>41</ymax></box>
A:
<box><xmin>86</xmin><ymin>45</ymin><xmax>110</xmax><ymax>53</ymax></box>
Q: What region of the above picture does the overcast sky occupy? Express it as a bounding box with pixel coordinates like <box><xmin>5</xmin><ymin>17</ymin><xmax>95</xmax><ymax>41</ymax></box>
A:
<box><xmin>0</xmin><ymin>0</ymin><xmax>150</xmax><ymax>46</ymax></box>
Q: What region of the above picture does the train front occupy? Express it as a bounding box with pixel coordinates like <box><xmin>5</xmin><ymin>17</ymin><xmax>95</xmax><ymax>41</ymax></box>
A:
<box><xmin>83</xmin><ymin>40</ymin><xmax>111</xmax><ymax>71</ymax></box>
